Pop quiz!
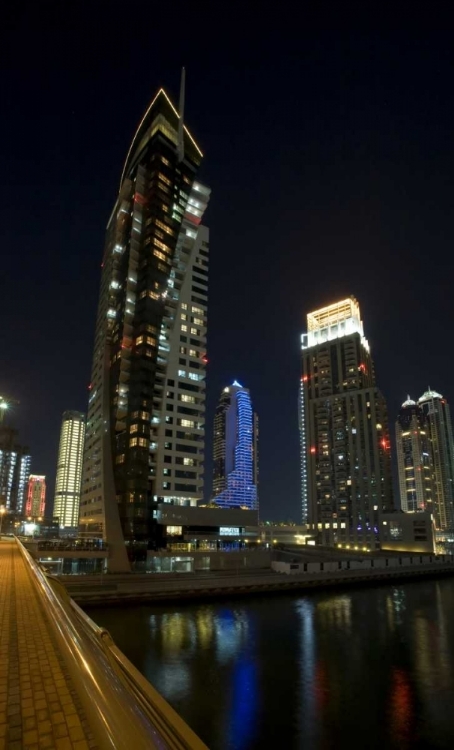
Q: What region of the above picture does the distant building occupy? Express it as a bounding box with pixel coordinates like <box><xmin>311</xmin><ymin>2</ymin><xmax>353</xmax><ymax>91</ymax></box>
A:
<box><xmin>300</xmin><ymin>297</ymin><xmax>394</xmax><ymax>549</ymax></box>
<box><xmin>79</xmin><ymin>78</ymin><xmax>209</xmax><ymax>569</ymax></box>
<box><xmin>25</xmin><ymin>475</ymin><xmax>46</xmax><ymax>517</ymax></box>
<box><xmin>418</xmin><ymin>389</ymin><xmax>454</xmax><ymax>530</ymax></box>
<box><xmin>54</xmin><ymin>411</ymin><xmax>85</xmax><ymax>529</ymax></box>
<box><xmin>395</xmin><ymin>397</ymin><xmax>433</xmax><ymax>513</ymax></box>
<box><xmin>212</xmin><ymin>382</ymin><xmax>258</xmax><ymax>510</ymax></box>
<box><xmin>379</xmin><ymin>510</ymin><xmax>435</xmax><ymax>554</ymax></box>
<box><xmin>0</xmin><ymin>425</ymin><xmax>31</xmax><ymax>515</ymax></box>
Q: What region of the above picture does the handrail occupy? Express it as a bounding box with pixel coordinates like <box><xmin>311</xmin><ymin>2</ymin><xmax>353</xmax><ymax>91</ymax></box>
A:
<box><xmin>16</xmin><ymin>538</ymin><xmax>208</xmax><ymax>750</ymax></box>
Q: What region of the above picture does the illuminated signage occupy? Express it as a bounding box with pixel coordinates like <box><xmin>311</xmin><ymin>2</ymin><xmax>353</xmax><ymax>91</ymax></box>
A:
<box><xmin>219</xmin><ymin>527</ymin><xmax>241</xmax><ymax>536</ymax></box>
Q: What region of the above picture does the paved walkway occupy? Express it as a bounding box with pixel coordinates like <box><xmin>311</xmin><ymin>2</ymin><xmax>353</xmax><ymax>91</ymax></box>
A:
<box><xmin>0</xmin><ymin>540</ymin><xmax>98</xmax><ymax>750</ymax></box>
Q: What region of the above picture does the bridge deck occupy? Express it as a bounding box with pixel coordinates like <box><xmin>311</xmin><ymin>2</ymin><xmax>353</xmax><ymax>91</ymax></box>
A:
<box><xmin>0</xmin><ymin>540</ymin><xmax>97</xmax><ymax>750</ymax></box>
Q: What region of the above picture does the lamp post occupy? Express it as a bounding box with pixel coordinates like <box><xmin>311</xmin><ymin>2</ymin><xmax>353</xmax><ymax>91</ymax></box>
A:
<box><xmin>0</xmin><ymin>506</ymin><xmax>6</xmax><ymax>536</ymax></box>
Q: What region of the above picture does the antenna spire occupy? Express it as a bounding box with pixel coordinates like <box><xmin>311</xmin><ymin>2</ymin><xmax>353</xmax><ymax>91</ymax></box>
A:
<box><xmin>177</xmin><ymin>67</ymin><xmax>186</xmax><ymax>162</ymax></box>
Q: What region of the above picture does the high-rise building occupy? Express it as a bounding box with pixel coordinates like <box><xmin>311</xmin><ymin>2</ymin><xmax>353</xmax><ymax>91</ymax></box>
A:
<box><xmin>25</xmin><ymin>475</ymin><xmax>46</xmax><ymax>517</ymax></box>
<box><xmin>0</xmin><ymin>425</ymin><xmax>31</xmax><ymax>515</ymax></box>
<box><xmin>54</xmin><ymin>411</ymin><xmax>85</xmax><ymax>529</ymax></box>
<box><xmin>395</xmin><ymin>397</ymin><xmax>433</xmax><ymax>513</ymax></box>
<box><xmin>418</xmin><ymin>389</ymin><xmax>454</xmax><ymax>530</ymax></box>
<box><xmin>212</xmin><ymin>381</ymin><xmax>258</xmax><ymax>510</ymax></box>
<box><xmin>80</xmin><ymin>74</ymin><xmax>209</xmax><ymax>568</ymax></box>
<box><xmin>299</xmin><ymin>297</ymin><xmax>394</xmax><ymax>549</ymax></box>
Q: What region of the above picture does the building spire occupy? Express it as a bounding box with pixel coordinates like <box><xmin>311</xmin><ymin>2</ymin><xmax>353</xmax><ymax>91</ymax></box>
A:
<box><xmin>177</xmin><ymin>67</ymin><xmax>186</xmax><ymax>163</ymax></box>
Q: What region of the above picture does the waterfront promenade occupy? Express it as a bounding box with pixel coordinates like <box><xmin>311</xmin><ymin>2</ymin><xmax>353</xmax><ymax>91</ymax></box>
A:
<box><xmin>0</xmin><ymin>539</ymin><xmax>96</xmax><ymax>750</ymax></box>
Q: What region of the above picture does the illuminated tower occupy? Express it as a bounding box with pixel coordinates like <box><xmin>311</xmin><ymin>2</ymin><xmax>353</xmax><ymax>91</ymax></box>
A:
<box><xmin>54</xmin><ymin>411</ymin><xmax>85</xmax><ymax>529</ymax></box>
<box><xmin>212</xmin><ymin>382</ymin><xmax>258</xmax><ymax>510</ymax></box>
<box><xmin>395</xmin><ymin>397</ymin><xmax>433</xmax><ymax>513</ymax></box>
<box><xmin>299</xmin><ymin>297</ymin><xmax>394</xmax><ymax>548</ymax></box>
<box><xmin>80</xmin><ymin>73</ymin><xmax>209</xmax><ymax>569</ymax></box>
<box><xmin>25</xmin><ymin>475</ymin><xmax>46</xmax><ymax>518</ymax></box>
<box><xmin>418</xmin><ymin>389</ymin><xmax>454</xmax><ymax>530</ymax></box>
<box><xmin>0</xmin><ymin>425</ymin><xmax>30</xmax><ymax>515</ymax></box>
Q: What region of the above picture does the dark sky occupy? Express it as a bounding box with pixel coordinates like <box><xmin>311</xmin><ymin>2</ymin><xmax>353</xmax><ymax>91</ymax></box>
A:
<box><xmin>2</xmin><ymin>9</ymin><xmax>454</xmax><ymax>520</ymax></box>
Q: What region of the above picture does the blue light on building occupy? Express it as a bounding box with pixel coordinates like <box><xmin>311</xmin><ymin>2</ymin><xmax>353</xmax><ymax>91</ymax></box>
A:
<box><xmin>212</xmin><ymin>382</ymin><xmax>258</xmax><ymax>511</ymax></box>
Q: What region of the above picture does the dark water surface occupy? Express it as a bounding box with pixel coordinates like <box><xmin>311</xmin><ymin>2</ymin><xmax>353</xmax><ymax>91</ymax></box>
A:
<box><xmin>87</xmin><ymin>579</ymin><xmax>454</xmax><ymax>750</ymax></box>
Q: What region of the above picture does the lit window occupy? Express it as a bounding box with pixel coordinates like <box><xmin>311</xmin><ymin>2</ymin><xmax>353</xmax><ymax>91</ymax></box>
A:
<box><xmin>193</xmin><ymin>317</ymin><xmax>204</xmax><ymax>326</ymax></box>
<box><xmin>130</xmin><ymin>424</ymin><xmax>139</xmax><ymax>434</ymax></box>
<box><xmin>181</xmin><ymin>324</ymin><xmax>188</xmax><ymax>332</ymax></box>
<box><xmin>181</xmin><ymin>303</ymin><xmax>188</xmax><ymax>310</ymax></box>
<box><xmin>129</xmin><ymin>438</ymin><xmax>138</xmax><ymax>447</ymax></box>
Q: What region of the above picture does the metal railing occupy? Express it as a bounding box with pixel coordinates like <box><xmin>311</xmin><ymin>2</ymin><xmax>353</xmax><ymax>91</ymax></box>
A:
<box><xmin>16</xmin><ymin>538</ymin><xmax>208</xmax><ymax>750</ymax></box>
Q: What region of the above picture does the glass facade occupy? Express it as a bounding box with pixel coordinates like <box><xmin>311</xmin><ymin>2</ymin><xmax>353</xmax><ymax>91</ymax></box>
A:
<box><xmin>418</xmin><ymin>390</ymin><xmax>454</xmax><ymax>530</ymax></box>
<box><xmin>0</xmin><ymin>425</ymin><xmax>31</xmax><ymax>514</ymax></box>
<box><xmin>395</xmin><ymin>398</ymin><xmax>433</xmax><ymax>514</ymax></box>
<box><xmin>212</xmin><ymin>382</ymin><xmax>259</xmax><ymax>511</ymax></box>
<box><xmin>80</xmin><ymin>84</ymin><xmax>209</xmax><ymax>565</ymax></box>
<box><xmin>54</xmin><ymin>411</ymin><xmax>85</xmax><ymax>528</ymax></box>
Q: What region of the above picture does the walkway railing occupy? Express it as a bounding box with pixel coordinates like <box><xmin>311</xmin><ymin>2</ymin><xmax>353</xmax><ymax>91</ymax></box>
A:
<box><xmin>16</xmin><ymin>538</ymin><xmax>208</xmax><ymax>750</ymax></box>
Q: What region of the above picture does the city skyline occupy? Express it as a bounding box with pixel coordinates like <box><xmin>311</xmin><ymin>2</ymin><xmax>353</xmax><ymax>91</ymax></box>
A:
<box><xmin>2</xmin><ymin>21</ymin><xmax>454</xmax><ymax>520</ymax></box>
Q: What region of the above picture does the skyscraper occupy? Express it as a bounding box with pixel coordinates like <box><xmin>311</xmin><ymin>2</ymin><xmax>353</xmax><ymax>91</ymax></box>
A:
<box><xmin>300</xmin><ymin>297</ymin><xmax>394</xmax><ymax>549</ymax></box>
<box><xmin>395</xmin><ymin>397</ymin><xmax>433</xmax><ymax>513</ymax></box>
<box><xmin>54</xmin><ymin>411</ymin><xmax>85</xmax><ymax>529</ymax></box>
<box><xmin>418</xmin><ymin>389</ymin><xmax>454</xmax><ymax>530</ymax></box>
<box><xmin>25</xmin><ymin>475</ymin><xmax>46</xmax><ymax>517</ymax></box>
<box><xmin>80</xmin><ymin>74</ymin><xmax>209</xmax><ymax>568</ymax></box>
<box><xmin>0</xmin><ymin>425</ymin><xmax>31</xmax><ymax>515</ymax></box>
<box><xmin>212</xmin><ymin>382</ymin><xmax>258</xmax><ymax>510</ymax></box>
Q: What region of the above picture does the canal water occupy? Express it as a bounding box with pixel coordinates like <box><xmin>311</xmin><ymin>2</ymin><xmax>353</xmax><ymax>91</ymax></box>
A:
<box><xmin>87</xmin><ymin>578</ymin><xmax>454</xmax><ymax>750</ymax></box>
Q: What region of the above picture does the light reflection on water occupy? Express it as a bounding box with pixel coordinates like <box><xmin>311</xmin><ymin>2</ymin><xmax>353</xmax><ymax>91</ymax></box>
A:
<box><xmin>88</xmin><ymin>578</ymin><xmax>454</xmax><ymax>750</ymax></box>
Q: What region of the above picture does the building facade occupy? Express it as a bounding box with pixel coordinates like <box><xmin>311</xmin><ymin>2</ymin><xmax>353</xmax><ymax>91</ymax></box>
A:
<box><xmin>54</xmin><ymin>411</ymin><xmax>86</xmax><ymax>529</ymax></box>
<box><xmin>395</xmin><ymin>397</ymin><xmax>433</xmax><ymax>513</ymax></box>
<box><xmin>299</xmin><ymin>297</ymin><xmax>394</xmax><ymax>549</ymax></box>
<box><xmin>25</xmin><ymin>475</ymin><xmax>46</xmax><ymax>517</ymax></box>
<box><xmin>80</xmin><ymin>79</ymin><xmax>209</xmax><ymax>568</ymax></box>
<box><xmin>418</xmin><ymin>389</ymin><xmax>454</xmax><ymax>530</ymax></box>
<box><xmin>0</xmin><ymin>425</ymin><xmax>31</xmax><ymax>515</ymax></box>
<box><xmin>212</xmin><ymin>382</ymin><xmax>258</xmax><ymax>511</ymax></box>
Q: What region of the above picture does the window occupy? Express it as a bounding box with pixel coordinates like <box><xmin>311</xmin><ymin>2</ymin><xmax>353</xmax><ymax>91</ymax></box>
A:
<box><xmin>165</xmin><ymin>416</ymin><xmax>173</xmax><ymax>424</ymax></box>
<box><xmin>178</xmin><ymin>419</ymin><xmax>195</xmax><ymax>428</ymax></box>
<box><xmin>192</xmin><ymin>318</ymin><xmax>204</xmax><ymax>326</ymax></box>
<box><xmin>116</xmin><ymin>454</ymin><xmax>125</xmax><ymax>464</ymax></box>
<box><xmin>181</xmin><ymin>304</ymin><xmax>188</xmax><ymax>311</ymax></box>
<box><xmin>162</xmin><ymin>482</ymin><xmax>171</xmax><ymax>490</ymax></box>
<box><xmin>180</xmin><ymin>394</ymin><xmax>195</xmax><ymax>403</ymax></box>
<box><xmin>130</xmin><ymin>424</ymin><xmax>139</xmax><ymax>434</ymax></box>
<box><xmin>183</xmin><ymin>458</ymin><xmax>195</xmax><ymax>466</ymax></box>
<box><xmin>190</xmin><ymin>327</ymin><xmax>199</xmax><ymax>336</ymax></box>
<box><xmin>129</xmin><ymin>438</ymin><xmax>138</xmax><ymax>447</ymax></box>
<box><xmin>181</xmin><ymin>325</ymin><xmax>188</xmax><ymax>333</ymax></box>
<box><xmin>181</xmin><ymin>314</ymin><xmax>187</xmax><ymax>321</ymax></box>
<box><xmin>189</xmin><ymin>349</ymin><xmax>197</xmax><ymax>358</ymax></box>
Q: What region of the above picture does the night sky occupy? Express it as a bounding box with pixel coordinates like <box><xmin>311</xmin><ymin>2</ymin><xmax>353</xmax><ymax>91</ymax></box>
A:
<box><xmin>2</xmin><ymin>10</ymin><xmax>454</xmax><ymax>520</ymax></box>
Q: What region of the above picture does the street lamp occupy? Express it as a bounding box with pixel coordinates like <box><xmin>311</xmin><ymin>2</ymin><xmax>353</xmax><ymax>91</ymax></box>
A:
<box><xmin>0</xmin><ymin>507</ymin><xmax>6</xmax><ymax>536</ymax></box>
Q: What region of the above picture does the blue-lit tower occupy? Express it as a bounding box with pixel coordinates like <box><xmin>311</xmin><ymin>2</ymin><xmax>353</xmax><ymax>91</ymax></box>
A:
<box><xmin>212</xmin><ymin>382</ymin><xmax>258</xmax><ymax>510</ymax></box>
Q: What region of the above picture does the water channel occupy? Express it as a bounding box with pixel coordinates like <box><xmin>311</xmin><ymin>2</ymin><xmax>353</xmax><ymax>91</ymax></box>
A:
<box><xmin>88</xmin><ymin>578</ymin><xmax>454</xmax><ymax>749</ymax></box>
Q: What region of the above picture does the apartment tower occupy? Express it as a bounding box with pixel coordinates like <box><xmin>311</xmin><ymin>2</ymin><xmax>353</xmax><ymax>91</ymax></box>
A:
<box><xmin>54</xmin><ymin>411</ymin><xmax>86</xmax><ymax>529</ymax></box>
<box><xmin>25</xmin><ymin>475</ymin><xmax>46</xmax><ymax>518</ymax></box>
<box><xmin>212</xmin><ymin>382</ymin><xmax>258</xmax><ymax>510</ymax></box>
<box><xmin>80</xmin><ymin>73</ymin><xmax>209</xmax><ymax>568</ymax></box>
<box><xmin>300</xmin><ymin>297</ymin><xmax>394</xmax><ymax>549</ymax></box>
<box><xmin>0</xmin><ymin>425</ymin><xmax>31</xmax><ymax>515</ymax></box>
<box><xmin>418</xmin><ymin>389</ymin><xmax>454</xmax><ymax>530</ymax></box>
<box><xmin>395</xmin><ymin>397</ymin><xmax>433</xmax><ymax>513</ymax></box>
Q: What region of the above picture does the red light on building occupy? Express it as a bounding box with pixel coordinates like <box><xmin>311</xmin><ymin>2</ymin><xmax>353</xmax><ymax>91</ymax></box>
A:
<box><xmin>26</xmin><ymin>476</ymin><xmax>46</xmax><ymax>518</ymax></box>
<box><xmin>134</xmin><ymin>192</ymin><xmax>146</xmax><ymax>205</ymax></box>
<box><xmin>310</xmin><ymin>447</ymin><xmax>316</xmax><ymax>454</ymax></box>
<box><xmin>302</xmin><ymin>375</ymin><xmax>309</xmax><ymax>382</ymax></box>
<box><xmin>88</xmin><ymin>383</ymin><xmax>93</xmax><ymax>390</ymax></box>
<box><xmin>381</xmin><ymin>439</ymin><xmax>389</xmax><ymax>450</ymax></box>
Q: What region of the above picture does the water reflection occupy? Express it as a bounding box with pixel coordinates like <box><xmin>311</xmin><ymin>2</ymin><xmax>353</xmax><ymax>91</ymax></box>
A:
<box><xmin>88</xmin><ymin>579</ymin><xmax>454</xmax><ymax>750</ymax></box>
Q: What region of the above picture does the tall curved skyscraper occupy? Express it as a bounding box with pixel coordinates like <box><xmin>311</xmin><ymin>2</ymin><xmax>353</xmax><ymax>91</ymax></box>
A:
<box><xmin>395</xmin><ymin>397</ymin><xmax>433</xmax><ymax>514</ymax></box>
<box><xmin>212</xmin><ymin>382</ymin><xmax>259</xmax><ymax>511</ymax></box>
<box><xmin>80</xmin><ymin>77</ymin><xmax>210</xmax><ymax>569</ymax></box>
<box><xmin>418</xmin><ymin>389</ymin><xmax>454</xmax><ymax>530</ymax></box>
